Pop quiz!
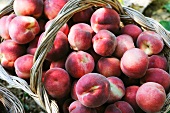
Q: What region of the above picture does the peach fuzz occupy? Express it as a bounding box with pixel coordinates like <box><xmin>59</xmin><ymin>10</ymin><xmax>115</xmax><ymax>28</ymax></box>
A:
<box><xmin>106</xmin><ymin>76</ymin><xmax>125</xmax><ymax>103</ymax></box>
<box><xmin>104</xmin><ymin>101</ymin><xmax>135</xmax><ymax>113</ymax></box>
<box><xmin>0</xmin><ymin>40</ymin><xmax>26</xmax><ymax>70</ymax></box>
<box><xmin>69</xmin><ymin>100</ymin><xmax>97</xmax><ymax>113</ymax></box>
<box><xmin>121</xmin><ymin>24</ymin><xmax>142</xmax><ymax>42</ymax></box>
<box><xmin>148</xmin><ymin>55</ymin><xmax>168</xmax><ymax>71</ymax></box>
<box><xmin>114</xmin><ymin>34</ymin><xmax>135</xmax><ymax>58</ymax></box>
<box><xmin>140</xmin><ymin>68</ymin><xmax>170</xmax><ymax>92</ymax></box>
<box><xmin>76</xmin><ymin>73</ymin><xmax>110</xmax><ymax>108</ymax></box>
<box><xmin>13</xmin><ymin>0</ymin><xmax>44</xmax><ymax>18</ymax></box>
<box><xmin>45</xmin><ymin>19</ymin><xmax>69</xmax><ymax>36</ymax></box>
<box><xmin>38</xmin><ymin>31</ymin><xmax>69</xmax><ymax>61</ymax></box>
<box><xmin>43</xmin><ymin>67</ymin><xmax>71</xmax><ymax>99</ymax></box>
<box><xmin>123</xmin><ymin>86</ymin><xmax>144</xmax><ymax>113</ymax></box>
<box><xmin>96</xmin><ymin>57</ymin><xmax>121</xmax><ymax>77</ymax></box>
<box><xmin>65</xmin><ymin>51</ymin><xmax>95</xmax><ymax>78</ymax></box>
<box><xmin>68</xmin><ymin>23</ymin><xmax>93</xmax><ymax>51</ymax></box>
<box><xmin>72</xmin><ymin>7</ymin><xmax>94</xmax><ymax>23</ymax></box>
<box><xmin>136</xmin><ymin>82</ymin><xmax>166</xmax><ymax>113</ymax></box>
<box><xmin>120</xmin><ymin>48</ymin><xmax>149</xmax><ymax>79</ymax></box>
<box><xmin>90</xmin><ymin>7</ymin><xmax>120</xmax><ymax>34</ymax></box>
<box><xmin>92</xmin><ymin>29</ymin><xmax>117</xmax><ymax>56</ymax></box>
<box><xmin>14</xmin><ymin>54</ymin><xmax>34</xmax><ymax>79</ymax></box>
<box><xmin>44</xmin><ymin>0</ymin><xmax>68</xmax><ymax>20</ymax></box>
<box><xmin>9</xmin><ymin>16</ymin><xmax>40</xmax><ymax>44</ymax></box>
<box><xmin>0</xmin><ymin>14</ymin><xmax>16</xmax><ymax>40</ymax></box>
<box><xmin>137</xmin><ymin>30</ymin><xmax>164</xmax><ymax>55</ymax></box>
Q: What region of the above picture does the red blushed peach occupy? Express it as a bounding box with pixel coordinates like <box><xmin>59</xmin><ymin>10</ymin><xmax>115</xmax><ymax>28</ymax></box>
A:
<box><xmin>0</xmin><ymin>14</ymin><xmax>16</xmax><ymax>40</ymax></box>
<box><xmin>72</xmin><ymin>7</ymin><xmax>94</xmax><ymax>23</ymax></box>
<box><xmin>65</xmin><ymin>51</ymin><xmax>95</xmax><ymax>78</ymax></box>
<box><xmin>69</xmin><ymin>100</ymin><xmax>97</xmax><ymax>113</ymax></box>
<box><xmin>107</xmin><ymin>77</ymin><xmax>125</xmax><ymax>103</ymax></box>
<box><xmin>45</xmin><ymin>19</ymin><xmax>69</xmax><ymax>36</ymax></box>
<box><xmin>9</xmin><ymin>16</ymin><xmax>40</xmax><ymax>44</ymax></box>
<box><xmin>96</xmin><ymin>57</ymin><xmax>121</xmax><ymax>77</ymax></box>
<box><xmin>148</xmin><ymin>55</ymin><xmax>168</xmax><ymax>71</ymax></box>
<box><xmin>43</xmin><ymin>67</ymin><xmax>71</xmax><ymax>99</ymax></box>
<box><xmin>137</xmin><ymin>31</ymin><xmax>164</xmax><ymax>55</ymax></box>
<box><xmin>114</xmin><ymin>34</ymin><xmax>135</xmax><ymax>58</ymax></box>
<box><xmin>44</xmin><ymin>0</ymin><xmax>68</xmax><ymax>20</ymax></box>
<box><xmin>38</xmin><ymin>31</ymin><xmax>69</xmax><ymax>61</ymax></box>
<box><xmin>87</xmin><ymin>48</ymin><xmax>102</xmax><ymax>64</ymax></box>
<box><xmin>0</xmin><ymin>40</ymin><xmax>26</xmax><ymax>70</ymax></box>
<box><xmin>123</xmin><ymin>86</ymin><xmax>144</xmax><ymax>113</ymax></box>
<box><xmin>104</xmin><ymin>101</ymin><xmax>135</xmax><ymax>113</ymax></box>
<box><xmin>76</xmin><ymin>73</ymin><xmax>110</xmax><ymax>108</ymax></box>
<box><xmin>71</xmin><ymin>80</ymin><xmax>78</xmax><ymax>100</ymax></box>
<box><xmin>13</xmin><ymin>0</ymin><xmax>44</xmax><ymax>18</ymax></box>
<box><xmin>50</xmin><ymin>57</ymin><xmax>67</xmax><ymax>69</ymax></box>
<box><xmin>14</xmin><ymin>54</ymin><xmax>34</xmax><ymax>79</ymax></box>
<box><xmin>68</xmin><ymin>23</ymin><xmax>94</xmax><ymax>51</ymax></box>
<box><xmin>90</xmin><ymin>7</ymin><xmax>120</xmax><ymax>34</ymax></box>
<box><xmin>92</xmin><ymin>30</ymin><xmax>117</xmax><ymax>56</ymax></box>
<box><xmin>27</xmin><ymin>35</ymin><xmax>40</xmax><ymax>55</ymax></box>
<box><xmin>121</xmin><ymin>24</ymin><xmax>142</xmax><ymax>42</ymax></box>
<box><xmin>136</xmin><ymin>82</ymin><xmax>166</xmax><ymax>113</ymax></box>
<box><xmin>120</xmin><ymin>48</ymin><xmax>149</xmax><ymax>79</ymax></box>
<box><xmin>140</xmin><ymin>68</ymin><xmax>170</xmax><ymax>92</ymax></box>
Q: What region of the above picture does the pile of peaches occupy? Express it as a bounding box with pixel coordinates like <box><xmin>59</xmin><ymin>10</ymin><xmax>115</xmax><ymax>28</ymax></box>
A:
<box><xmin>0</xmin><ymin>0</ymin><xmax>169</xmax><ymax>113</ymax></box>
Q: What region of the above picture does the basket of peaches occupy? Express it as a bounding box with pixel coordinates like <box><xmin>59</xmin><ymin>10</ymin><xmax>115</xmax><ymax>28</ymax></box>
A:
<box><xmin>0</xmin><ymin>0</ymin><xmax>170</xmax><ymax>113</ymax></box>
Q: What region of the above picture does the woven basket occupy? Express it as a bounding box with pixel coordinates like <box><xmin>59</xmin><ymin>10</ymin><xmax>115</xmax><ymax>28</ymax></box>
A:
<box><xmin>0</xmin><ymin>0</ymin><xmax>170</xmax><ymax>113</ymax></box>
<box><xmin>0</xmin><ymin>83</ymin><xmax>25</xmax><ymax>113</ymax></box>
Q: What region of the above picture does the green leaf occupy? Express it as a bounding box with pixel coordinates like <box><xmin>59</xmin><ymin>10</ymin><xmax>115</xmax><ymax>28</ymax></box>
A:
<box><xmin>163</xmin><ymin>2</ymin><xmax>170</xmax><ymax>12</ymax></box>
<box><xmin>159</xmin><ymin>20</ymin><xmax>170</xmax><ymax>31</ymax></box>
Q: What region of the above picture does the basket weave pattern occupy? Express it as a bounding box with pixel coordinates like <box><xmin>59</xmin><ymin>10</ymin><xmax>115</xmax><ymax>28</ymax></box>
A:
<box><xmin>0</xmin><ymin>0</ymin><xmax>170</xmax><ymax>113</ymax></box>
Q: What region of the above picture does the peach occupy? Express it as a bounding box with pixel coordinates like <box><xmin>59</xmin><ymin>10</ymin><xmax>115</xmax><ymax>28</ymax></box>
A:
<box><xmin>96</xmin><ymin>57</ymin><xmax>121</xmax><ymax>77</ymax></box>
<box><xmin>9</xmin><ymin>16</ymin><xmax>40</xmax><ymax>44</ymax></box>
<box><xmin>137</xmin><ymin>31</ymin><xmax>164</xmax><ymax>55</ymax></box>
<box><xmin>69</xmin><ymin>100</ymin><xmax>97</xmax><ymax>113</ymax></box>
<box><xmin>65</xmin><ymin>51</ymin><xmax>95</xmax><ymax>78</ymax></box>
<box><xmin>87</xmin><ymin>48</ymin><xmax>102</xmax><ymax>64</ymax></box>
<box><xmin>92</xmin><ymin>30</ymin><xmax>117</xmax><ymax>56</ymax></box>
<box><xmin>44</xmin><ymin>0</ymin><xmax>68</xmax><ymax>19</ymax></box>
<box><xmin>13</xmin><ymin>0</ymin><xmax>44</xmax><ymax>18</ymax></box>
<box><xmin>140</xmin><ymin>68</ymin><xmax>170</xmax><ymax>92</ymax></box>
<box><xmin>136</xmin><ymin>82</ymin><xmax>166</xmax><ymax>113</ymax></box>
<box><xmin>148</xmin><ymin>55</ymin><xmax>168</xmax><ymax>71</ymax></box>
<box><xmin>119</xmin><ymin>74</ymin><xmax>140</xmax><ymax>87</ymax></box>
<box><xmin>121</xmin><ymin>24</ymin><xmax>142</xmax><ymax>42</ymax></box>
<box><xmin>106</xmin><ymin>77</ymin><xmax>125</xmax><ymax>103</ymax></box>
<box><xmin>90</xmin><ymin>7</ymin><xmax>120</xmax><ymax>34</ymax></box>
<box><xmin>68</xmin><ymin>23</ymin><xmax>94</xmax><ymax>51</ymax></box>
<box><xmin>123</xmin><ymin>86</ymin><xmax>144</xmax><ymax>113</ymax></box>
<box><xmin>38</xmin><ymin>31</ymin><xmax>69</xmax><ymax>61</ymax></box>
<box><xmin>76</xmin><ymin>73</ymin><xmax>110</xmax><ymax>108</ymax></box>
<box><xmin>71</xmin><ymin>80</ymin><xmax>78</xmax><ymax>100</ymax></box>
<box><xmin>43</xmin><ymin>67</ymin><xmax>71</xmax><ymax>99</ymax></box>
<box><xmin>114</xmin><ymin>34</ymin><xmax>135</xmax><ymax>58</ymax></box>
<box><xmin>104</xmin><ymin>101</ymin><xmax>135</xmax><ymax>113</ymax></box>
<box><xmin>14</xmin><ymin>54</ymin><xmax>34</xmax><ymax>79</ymax></box>
<box><xmin>120</xmin><ymin>48</ymin><xmax>149</xmax><ymax>79</ymax></box>
<box><xmin>50</xmin><ymin>57</ymin><xmax>67</xmax><ymax>69</ymax></box>
<box><xmin>0</xmin><ymin>40</ymin><xmax>26</xmax><ymax>70</ymax></box>
<box><xmin>0</xmin><ymin>14</ymin><xmax>16</xmax><ymax>40</ymax></box>
<box><xmin>72</xmin><ymin>7</ymin><xmax>94</xmax><ymax>23</ymax></box>
<box><xmin>27</xmin><ymin>35</ymin><xmax>40</xmax><ymax>55</ymax></box>
<box><xmin>45</xmin><ymin>19</ymin><xmax>69</xmax><ymax>36</ymax></box>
